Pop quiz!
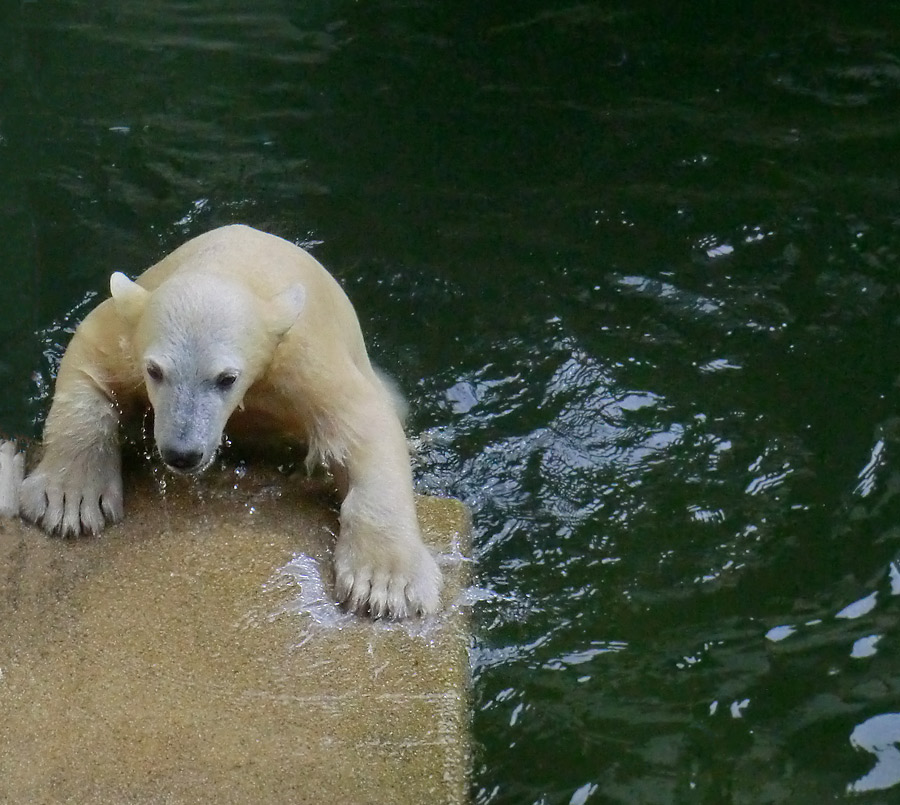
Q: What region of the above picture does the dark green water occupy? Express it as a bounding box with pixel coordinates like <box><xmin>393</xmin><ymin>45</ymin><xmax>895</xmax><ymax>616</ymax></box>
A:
<box><xmin>4</xmin><ymin>2</ymin><xmax>900</xmax><ymax>802</ymax></box>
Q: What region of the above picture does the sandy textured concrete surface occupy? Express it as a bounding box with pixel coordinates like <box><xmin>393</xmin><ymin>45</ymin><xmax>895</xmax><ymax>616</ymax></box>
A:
<box><xmin>0</xmin><ymin>458</ymin><xmax>471</xmax><ymax>804</ymax></box>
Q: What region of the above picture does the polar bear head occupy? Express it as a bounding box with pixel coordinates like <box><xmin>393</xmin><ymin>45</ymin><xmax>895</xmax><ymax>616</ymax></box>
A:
<box><xmin>110</xmin><ymin>271</ymin><xmax>305</xmax><ymax>473</ymax></box>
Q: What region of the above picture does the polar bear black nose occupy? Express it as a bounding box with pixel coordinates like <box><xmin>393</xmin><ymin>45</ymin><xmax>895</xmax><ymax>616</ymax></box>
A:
<box><xmin>161</xmin><ymin>447</ymin><xmax>204</xmax><ymax>472</ymax></box>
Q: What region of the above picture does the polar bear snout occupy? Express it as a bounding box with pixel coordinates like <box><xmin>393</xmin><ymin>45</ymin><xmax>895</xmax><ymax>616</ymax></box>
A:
<box><xmin>155</xmin><ymin>423</ymin><xmax>219</xmax><ymax>474</ymax></box>
<box><xmin>154</xmin><ymin>410</ymin><xmax>221</xmax><ymax>475</ymax></box>
<box><xmin>148</xmin><ymin>381</ymin><xmax>231</xmax><ymax>476</ymax></box>
<box><xmin>160</xmin><ymin>446</ymin><xmax>206</xmax><ymax>473</ymax></box>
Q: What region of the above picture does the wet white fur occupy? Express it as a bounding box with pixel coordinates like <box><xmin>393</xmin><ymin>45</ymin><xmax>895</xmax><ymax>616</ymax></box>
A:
<box><xmin>18</xmin><ymin>225</ymin><xmax>442</xmax><ymax>618</ymax></box>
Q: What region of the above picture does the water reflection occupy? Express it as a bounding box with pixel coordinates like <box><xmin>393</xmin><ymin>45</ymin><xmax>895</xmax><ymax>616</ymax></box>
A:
<box><xmin>849</xmin><ymin>714</ymin><xmax>900</xmax><ymax>794</ymax></box>
<box><xmin>836</xmin><ymin>592</ymin><xmax>879</xmax><ymax>621</ymax></box>
<box><xmin>854</xmin><ymin>437</ymin><xmax>886</xmax><ymax>498</ymax></box>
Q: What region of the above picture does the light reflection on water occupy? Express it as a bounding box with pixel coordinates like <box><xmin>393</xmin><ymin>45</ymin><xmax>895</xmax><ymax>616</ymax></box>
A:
<box><xmin>849</xmin><ymin>713</ymin><xmax>900</xmax><ymax>794</ymax></box>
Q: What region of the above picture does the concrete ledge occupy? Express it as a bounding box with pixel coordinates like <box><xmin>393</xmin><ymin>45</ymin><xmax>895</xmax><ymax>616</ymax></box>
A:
<box><xmin>0</xmin><ymin>461</ymin><xmax>471</xmax><ymax>804</ymax></box>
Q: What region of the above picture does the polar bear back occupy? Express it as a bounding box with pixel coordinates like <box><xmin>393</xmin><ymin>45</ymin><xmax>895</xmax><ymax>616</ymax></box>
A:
<box><xmin>139</xmin><ymin>224</ymin><xmax>369</xmax><ymax>368</ymax></box>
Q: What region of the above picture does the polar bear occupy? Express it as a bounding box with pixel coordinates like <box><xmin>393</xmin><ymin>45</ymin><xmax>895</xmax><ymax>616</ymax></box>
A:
<box><xmin>17</xmin><ymin>224</ymin><xmax>442</xmax><ymax>619</ymax></box>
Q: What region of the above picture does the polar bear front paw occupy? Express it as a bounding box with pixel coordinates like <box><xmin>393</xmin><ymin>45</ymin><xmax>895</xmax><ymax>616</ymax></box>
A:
<box><xmin>334</xmin><ymin>535</ymin><xmax>443</xmax><ymax>619</ymax></box>
<box><xmin>0</xmin><ymin>440</ymin><xmax>25</xmax><ymax>518</ymax></box>
<box><xmin>20</xmin><ymin>461</ymin><xmax>124</xmax><ymax>537</ymax></box>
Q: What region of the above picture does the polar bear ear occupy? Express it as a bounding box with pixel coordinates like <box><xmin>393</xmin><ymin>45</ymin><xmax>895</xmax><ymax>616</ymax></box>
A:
<box><xmin>109</xmin><ymin>272</ymin><xmax>149</xmax><ymax>323</ymax></box>
<box><xmin>269</xmin><ymin>284</ymin><xmax>306</xmax><ymax>336</ymax></box>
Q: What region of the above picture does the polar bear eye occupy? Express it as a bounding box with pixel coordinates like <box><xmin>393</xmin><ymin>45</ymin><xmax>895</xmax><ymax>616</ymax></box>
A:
<box><xmin>145</xmin><ymin>361</ymin><xmax>164</xmax><ymax>383</ymax></box>
<box><xmin>215</xmin><ymin>371</ymin><xmax>238</xmax><ymax>391</ymax></box>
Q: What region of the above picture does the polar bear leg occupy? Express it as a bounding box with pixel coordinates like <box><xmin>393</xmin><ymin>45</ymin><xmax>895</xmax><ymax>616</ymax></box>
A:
<box><xmin>0</xmin><ymin>440</ymin><xmax>25</xmax><ymax>518</ymax></box>
<box><xmin>21</xmin><ymin>442</ymin><xmax>124</xmax><ymax>536</ymax></box>
<box><xmin>330</xmin><ymin>409</ymin><xmax>442</xmax><ymax>618</ymax></box>
<box><xmin>20</xmin><ymin>371</ymin><xmax>124</xmax><ymax>537</ymax></box>
<box><xmin>334</xmin><ymin>491</ymin><xmax>443</xmax><ymax>618</ymax></box>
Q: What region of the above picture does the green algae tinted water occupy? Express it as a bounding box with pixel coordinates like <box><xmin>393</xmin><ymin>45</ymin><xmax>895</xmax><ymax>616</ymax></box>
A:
<box><xmin>4</xmin><ymin>2</ymin><xmax>900</xmax><ymax>802</ymax></box>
